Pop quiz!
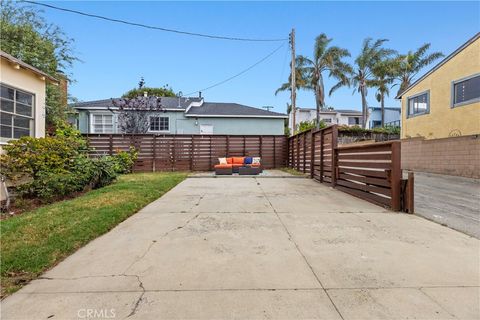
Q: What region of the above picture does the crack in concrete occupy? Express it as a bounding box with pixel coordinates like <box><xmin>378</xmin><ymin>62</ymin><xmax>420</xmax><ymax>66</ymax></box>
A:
<box><xmin>418</xmin><ymin>287</ymin><xmax>458</xmax><ymax>319</ymax></box>
<box><xmin>254</xmin><ymin>178</ymin><xmax>346</xmax><ymax>320</ymax></box>
<box><xmin>126</xmin><ymin>274</ymin><xmax>145</xmax><ymax>318</ymax></box>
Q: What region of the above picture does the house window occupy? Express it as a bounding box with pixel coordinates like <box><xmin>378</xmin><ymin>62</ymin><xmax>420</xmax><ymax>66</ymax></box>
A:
<box><xmin>452</xmin><ymin>74</ymin><xmax>480</xmax><ymax>107</ymax></box>
<box><xmin>200</xmin><ymin>124</ymin><xmax>213</xmax><ymax>134</ymax></box>
<box><xmin>407</xmin><ymin>91</ymin><xmax>429</xmax><ymax>117</ymax></box>
<box><xmin>348</xmin><ymin>117</ymin><xmax>360</xmax><ymax>125</ymax></box>
<box><xmin>372</xmin><ymin>120</ymin><xmax>382</xmax><ymax>128</ymax></box>
<box><xmin>0</xmin><ymin>84</ymin><xmax>34</xmax><ymax>141</ymax></box>
<box><xmin>323</xmin><ymin>118</ymin><xmax>332</xmax><ymax>123</ymax></box>
<box><xmin>149</xmin><ymin>116</ymin><xmax>169</xmax><ymax>132</ymax></box>
<box><xmin>92</xmin><ymin>114</ymin><xmax>113</xmax><ymax>133</ymax></box>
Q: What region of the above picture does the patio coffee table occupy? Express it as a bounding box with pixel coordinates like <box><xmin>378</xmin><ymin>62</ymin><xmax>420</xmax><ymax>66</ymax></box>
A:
<box><xmin>238</xmin><ymin>166</ymin><xmax>261</xmax><ymax>175</ymax></box>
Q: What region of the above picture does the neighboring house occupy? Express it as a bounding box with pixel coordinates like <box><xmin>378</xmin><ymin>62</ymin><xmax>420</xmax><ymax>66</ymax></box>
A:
<box><xmin>396</xmin><ymin>32</ymin><xmax>480</xmax><ymax>139</ymax></box>
<box><xmin>289</xmin><ymin>107</ymin><xmax>363</xmax><ymax>131</ymax></box>
<box><xmin>0</xmin><ymin>51</ymin><xmax>58</xmax><ymax>147</ymax></box>
<box><xmin>367</xmin><ymin>107</ymin><xmax>401</xmax><ymax>129</ymax></box>
<box><xmin>71</xmin><ymin>96</ymin><xmax>287</xmax><ymax>135</ymax></box>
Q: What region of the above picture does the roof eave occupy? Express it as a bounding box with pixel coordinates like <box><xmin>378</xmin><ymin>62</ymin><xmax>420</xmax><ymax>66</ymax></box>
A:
<box><xmin>396</xmin><ymin>32</ymin><xmax>480</xmax><ymax>99</ymax></box>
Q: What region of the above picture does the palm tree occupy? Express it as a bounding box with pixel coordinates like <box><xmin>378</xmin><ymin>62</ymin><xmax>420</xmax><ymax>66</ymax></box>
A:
<box><xmin>276</xmin><ymin>34</ymin><xmax>351</xmax><ymax>128</ymax></box>
<box><xmin>371</xmin><ymin>58</ymin><xmax>397</xmax><ymax>127</ymax></box>
<box><xmin>297</xmin><ymin>34</ymin><xmax>352</xmax><ymax>127</ymax></box>
<box><xmin>395</xmin><ymin>44</ymin><xmax>444</xmax><ymax>95</ymax></box>
<box><xmin>350</xmin><ymin>38</ymin><xmax>395</xmax><ymax>128</ymax></box>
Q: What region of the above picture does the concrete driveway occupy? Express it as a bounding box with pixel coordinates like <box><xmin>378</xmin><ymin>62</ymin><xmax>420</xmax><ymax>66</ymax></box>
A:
<box><xmin>2</xmin><ymin>177</ymin><xmax>479</xmax><ymax>319</ymax></box>
<box><xmin>411</xmin><ymin>171</ymin><xmax>480</xmax><ymax>238</ymax></box>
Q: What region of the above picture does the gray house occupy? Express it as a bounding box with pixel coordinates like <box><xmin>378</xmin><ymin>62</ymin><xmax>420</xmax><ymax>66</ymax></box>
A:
<box><xmin>71</xmin><ymin>96</ymin><xmax>287</xmax><ymax>135</ymax></box>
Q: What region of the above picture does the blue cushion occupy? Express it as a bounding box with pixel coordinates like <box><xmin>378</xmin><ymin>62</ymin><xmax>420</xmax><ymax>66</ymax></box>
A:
<box><xmin>244</xmin><ymin>157</ymin><xmax>253</xmax><ymax>164</ymax></box>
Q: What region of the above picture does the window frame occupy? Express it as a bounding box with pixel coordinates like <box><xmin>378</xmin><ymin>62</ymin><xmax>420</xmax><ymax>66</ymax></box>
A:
<box><xmin>0</xmin><ymin>83</ymin><xmax>35</xmax><ymax>142</ymax></box>
<box><xmin>148</xmin><ymin>115</ymin><xmax>169</xmax><ymax>133</ymax></box>
<box><xmin>407</xmin><ymin>90</ymin><xmax>430</xmax><ymax>118</ymax></box>
<box><xmin>451</xmin><ymin>73</ymin><xmax>480</xmax><ymax>108</ymax></box>
<box><xmin>90</xmin><ymin>113</ymin><xmax>114</xmax><ymax>134</ymax></box>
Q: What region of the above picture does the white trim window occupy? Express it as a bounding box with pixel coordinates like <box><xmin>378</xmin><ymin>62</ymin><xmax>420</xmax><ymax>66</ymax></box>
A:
<box><xmin>452</xmin><ymin>74</ymin><xmax>480</xmax><ymax>107</ymax></box>
<box><xmin>407</xmin><ymin>91</ymin><xmax>429</xmax><ymax>117</ymax></box>
<box><xmin>0</xmin><ymin>83</ymin><xmax>34</xmax><ymax>142</ymax></box>
<box><xmin>149</xmin><ymin>116</ymin><xmax>169</xmax><ymax>132</ymax></box>
<box><xmin>91</xmin><ymin>114</ymin><xmax>114</xmax><ymax>133</ymax></box>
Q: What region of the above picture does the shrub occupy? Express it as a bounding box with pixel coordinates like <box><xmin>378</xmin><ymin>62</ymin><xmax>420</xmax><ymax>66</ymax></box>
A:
<box><xmin>112</xmin><ymin>147</ymin><xmax>138</xmax><ymax>174</ymax></box>
<box><xmin>0</xmin><ymin>126</ymin><xmax>137</xmax><ymax>203</ymax></box>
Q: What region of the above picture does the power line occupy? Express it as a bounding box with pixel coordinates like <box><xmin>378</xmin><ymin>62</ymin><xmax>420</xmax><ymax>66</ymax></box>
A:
<box><xmin>184</xmin><ymin>43</ymin><xmax>285</xmax><ymax>96</ymax></box>
<box><xmin>23</xmin><ymin>1</ymin><xmax>288</xmax><ymax>42</ymax></box>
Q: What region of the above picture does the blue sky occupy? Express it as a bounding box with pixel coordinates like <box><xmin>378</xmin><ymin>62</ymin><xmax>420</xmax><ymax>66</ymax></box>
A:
<box><xmin>39</xmin><ymin>1</ymin><xmax>479</xmax><ymax>114</ymax></box>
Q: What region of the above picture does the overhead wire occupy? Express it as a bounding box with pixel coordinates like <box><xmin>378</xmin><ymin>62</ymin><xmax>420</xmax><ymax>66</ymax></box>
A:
<box><xmin>184</xmin><ymin>43</ymin><xmax>286</xmax><ymax>96</ymax></box>
<box><xmin>22</xmin><ymin>1</ymin><xmax>288</xmax><ymax>42</ymax></box>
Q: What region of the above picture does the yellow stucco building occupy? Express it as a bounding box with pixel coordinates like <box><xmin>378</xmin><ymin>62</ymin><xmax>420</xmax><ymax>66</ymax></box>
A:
<box><xmin>397</xmin><ymin>33</ymin><xmax>480</xmax><ymax>139</ymax></box>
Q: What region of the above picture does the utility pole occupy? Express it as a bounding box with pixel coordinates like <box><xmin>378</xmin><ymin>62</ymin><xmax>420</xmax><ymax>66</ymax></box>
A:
<box><xmin>290</xmin><ymin>28</ymin><xmax>296</xmax><ymax>135</ymax></box>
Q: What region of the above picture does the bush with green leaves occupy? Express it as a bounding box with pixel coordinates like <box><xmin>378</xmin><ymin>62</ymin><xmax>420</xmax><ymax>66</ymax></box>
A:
<box><xmin>0</xmin><ymin>126</ymin><xmax>138</xmax><ymax>203</ymax></box>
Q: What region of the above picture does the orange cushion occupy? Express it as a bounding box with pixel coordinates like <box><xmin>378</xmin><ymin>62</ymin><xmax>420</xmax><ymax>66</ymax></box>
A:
<box><xmin>226</xmin><ymin>157</ymin><xmax>233</xmax><ymax>164</ymax></box>
<box><xmin>215</xmin><ymin>164</ymin><xmax>232</xmax><ymax>169</ymax></box>
<box><xmin>232</xmin><ymin>157</ymin><xmax>245</xmax><ymax>164</ymax></box>
<box><xmin>250</xmin><ymin>163</ymin><xmax>261</xmax><ymax>167</ymax></box>
<box><xmin>232</xmin><ymin>163</ymin><xmax>244</xmax><ymax>167</ymax></box>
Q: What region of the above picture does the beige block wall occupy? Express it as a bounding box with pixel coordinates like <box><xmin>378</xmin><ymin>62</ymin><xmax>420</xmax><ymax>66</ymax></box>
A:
<box><xmin>401</xmin><ymin>37</ymin><xmax>480</xmax><ymax>139</ymax></box>
<box><xmin>0</xmin><ymin>58</ymin><xmax>47</xmax><ymax>143</ymax></box>
<box><xmin>401</xmin><ymin>135</ymin><xmax>480</xmax><ymax>178</ymax></box>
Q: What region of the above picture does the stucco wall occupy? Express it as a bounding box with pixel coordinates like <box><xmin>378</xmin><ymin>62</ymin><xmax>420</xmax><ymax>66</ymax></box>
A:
<box><xmin>401</xmin><ymin>37</ymin><xmax>480</xmax><ymax>139</ymax></box>
<box><xmin>0</xmin><ymin>59</ymin><xmax>47</xmax><ymax>144</ymax></box>
<box><xmin>77</xmin><ymin>110</ymin><xmax>285</xmax><ymax>135</ymax></box>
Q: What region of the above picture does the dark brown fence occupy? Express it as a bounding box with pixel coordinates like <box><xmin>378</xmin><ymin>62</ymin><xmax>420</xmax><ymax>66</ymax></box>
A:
<box><xmin>288</xmin><ymin>126</ymin><xmax>412</xmax><ymax>212</ymax></box>
<box><xmin>85</xmin><ymin>134</ymin><xmax>288</xmax><ymax>172</ymax></box>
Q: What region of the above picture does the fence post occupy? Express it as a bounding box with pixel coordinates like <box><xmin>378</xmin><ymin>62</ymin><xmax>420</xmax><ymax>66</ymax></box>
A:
<box><xmin>153</xmin><ymin>135</ymin><xmax>157</xmax><ymax>172</ymax></box>
<box><xmin>320</xmin><ymin>131</ymin><xmax>324</xmax><ymax>182</ymax></box>
<box><xmin>109</xmin><ymin>134</ymin><xmax>113</xmax><ymax>155</ymax></box>
<box><xmin>226</xmin><ymin>136</ymin><xmax>230</xmax><ymax>157</ymax></box>
<box><xmin>259</xmin><ymin>136</ymin><xmax>263</xmax><ymax>159</ymax></box>
<box><xmin>209</xmin><ymin>136</ymin><xmax>213</xmax><ymax>170</ymax></box>
<box><xmin>190</xmin><ymin>135</ymin><xmax>194</xmax><ymax>171</ymax></box>
<box><xmin>303</xmin><ymin>132</ymin><xmax>307</xmax><ymax>173</ymax></box>
<box><xmin>296</xmin><ymin>135</ymin><xmax>300</xmax><ymax>171</ymax></box>
<box><xmin>406</xmin><ymin>171</ymin><xmax>414</xmax><ymax>213</ymax></box>
<box><xmin>273</xmin><ymin>136</ymin><xmax>276</xmax><ymax>168</ymax></box>
<box><xmin>391</xmin><ymin>141</ymin><xmax>402</xmax><ymax>211</ymax></box>
<box><xmin>331</xmin><ymin>126</ymin><xmax>338</xmax><ymax>187</ymax></box>
<box><xmin>310</xmin><ymin>131</ymin><xmax>315</xmax><ymax>179</ymax></box>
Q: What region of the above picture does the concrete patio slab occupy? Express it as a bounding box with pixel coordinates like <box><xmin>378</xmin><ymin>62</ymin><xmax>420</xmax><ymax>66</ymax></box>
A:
<box><xmin>2</xmin><ymin>177</ymin><xmax>478</xmax><ymax>319</ymax></box>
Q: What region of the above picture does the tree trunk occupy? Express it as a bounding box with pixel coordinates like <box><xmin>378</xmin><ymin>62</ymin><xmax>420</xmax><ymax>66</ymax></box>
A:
<box><xmin>315</xmin><ymin>85</ymin><xmax>321</xmax><ymax>128</ymax></box>
<box><xmin>381</xmin><ymin>94</ymin><xmax>385</xmax><ymax>127</ymax></box>
<box><xmin>361</xmin><ymin>85</ymin><xmax>368</xmax><ymax>129</ymax></box>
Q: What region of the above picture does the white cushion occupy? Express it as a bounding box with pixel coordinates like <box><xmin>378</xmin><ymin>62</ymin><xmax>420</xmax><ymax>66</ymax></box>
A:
<box><xmin>218</xmin><ymin>157</ymin><xmax>227</xmax><ymax>164</ymax></box>
<box><xmin>252</xmin><ymin>157</ymin><xmax>261</xmax><ymax>164</ymax></box>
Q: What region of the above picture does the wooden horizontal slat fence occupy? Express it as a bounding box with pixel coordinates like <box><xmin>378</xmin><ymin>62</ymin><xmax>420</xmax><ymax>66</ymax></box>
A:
<box><xmin>85</xmin><ymin>134</ymin><xmax>287</xmax><ymax>172</ymax></box>
<box><xmin>288</xmin><ymin>126</ymin><xmax>411</xmax><ymax>212</ymax></box>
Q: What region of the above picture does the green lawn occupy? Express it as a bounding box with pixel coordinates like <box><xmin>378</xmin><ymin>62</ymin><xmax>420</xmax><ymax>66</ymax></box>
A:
<box><xmin>0</xmin><ymin>172</ymin><xmax>187</xmax><ymax>297</ymax></box>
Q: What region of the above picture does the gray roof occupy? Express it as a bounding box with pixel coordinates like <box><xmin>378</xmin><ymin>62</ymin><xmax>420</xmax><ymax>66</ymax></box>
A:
<box><xmin>396</xmin><ymin>32</ymin><xmax>480</xmax><ymax>99</ymax></box>
<box><xmin>71</xmin><ymin>98</ymin><xmax>287</xmax><ymax>118</ymax></box>
<box><xmin>186</xmin><ymin>102</ymin><xmax>287</xmax><ymax>118</ymax></box>
<box><xmin>1</xmin><ymin>50</ymin><xmax>58</xmax><ymax>83</ymax></box>
<box><xmin>72</xmin><ymin>97</ymin><xmax>202</xmax><ymax>110</ymax></box>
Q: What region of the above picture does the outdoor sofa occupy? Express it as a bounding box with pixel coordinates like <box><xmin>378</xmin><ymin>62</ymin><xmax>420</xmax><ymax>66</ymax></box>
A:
<box><xmin>214</xmin><ymin>157</ymin><xmax>262</xmax><ymax>175</ymax></box>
